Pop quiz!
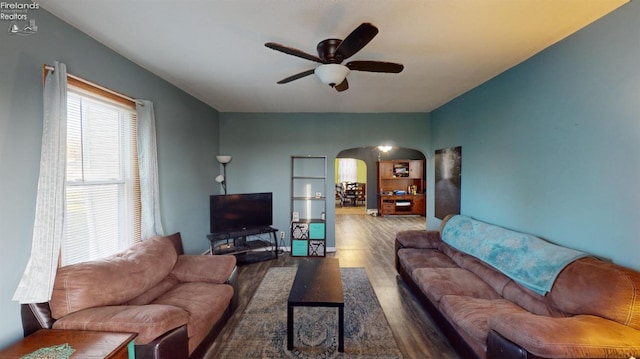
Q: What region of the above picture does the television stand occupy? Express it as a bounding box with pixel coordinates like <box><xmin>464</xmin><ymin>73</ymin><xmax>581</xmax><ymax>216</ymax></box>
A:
<box><xmin>207</xmin><ymin>227</ymin><xmax>278</xmax><ymax>264</ymax></box>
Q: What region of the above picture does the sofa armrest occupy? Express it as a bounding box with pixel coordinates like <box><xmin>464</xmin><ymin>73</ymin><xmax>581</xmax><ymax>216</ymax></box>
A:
<box><xmin>135</xmin><ymin>325</ymin><xmax>189</xmax><ymax>359</ymax></box>
<box><xmin>21</xmin><ymin>303</ymin><xmax>54</xmax><ymax>337</ymax></box>
<box><xmin>489</xmin><ymin>313</ymin><xmax>640</xmax><ymax>358</ymax></box>
<box><xmin>53</xmin><ymin>305</ymin><xmax>189</xmax><ymax>345</ymax></box>
<box><xmin>487</xmin><ymin>330</ymin><xmax>542</xmax><ymax>359</ymax></box>
<box><xmin>396</xmin><ymin>229</ymin><xmax>441</xmax><ymax>249</ymax></box>
<box><xmin>164</xmin><ymin>232</ymin><xmax>185</xmax><ymax>255</ymax></box>
<box><xmin>171</xmin><ymin>254</ymin><xmax>237</xmax><ymax>284</ymax></box>
<box><xmin>227</xmin><ymin>265</ymin><xmax>239</xmax><ymax>312</ymax></box>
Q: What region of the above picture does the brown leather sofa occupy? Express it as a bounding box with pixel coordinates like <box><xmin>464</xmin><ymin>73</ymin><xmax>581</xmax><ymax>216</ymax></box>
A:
<box><xmin>21</xmin><ymin>232</ymin><xmax>238</xmax><ymax>359</ymax></box>
<box><xmin>396</xmin><ymin>215</ymin><xmax>640</xmax><ymax>359</ymax></box>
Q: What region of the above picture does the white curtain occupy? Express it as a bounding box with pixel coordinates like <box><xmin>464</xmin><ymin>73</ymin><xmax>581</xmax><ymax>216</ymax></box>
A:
<box><xmin>136</xmin><ymin>100</ymin><xmax>164</xmax><ymax>240</ymax></box>
<box><xmin>338</xmin><ymin>158</ymin><xmax>358</xmax><ymax>183</ymax></box>
<box><xmin>13</xmin><ymin>62</ymin><xmax>68</xmax><ymax>303</ymax></box>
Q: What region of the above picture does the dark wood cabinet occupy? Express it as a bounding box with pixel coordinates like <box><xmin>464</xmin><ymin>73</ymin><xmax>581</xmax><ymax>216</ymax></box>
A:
<box><xmin>413</xmin><ymin>194</ymin><xmax>426</xmax><ymax>216</ymax></box>
<box><xmin>379</xmin><ymin>194</ymin><xmax>425</xmax><ymax>216</ymax></box>
<box><xmin>378</xmin><ymin>161</ymin><xmax>395</xmax><ymax>179</ymax></box>
<box><xmin>408</xmin><ymin>160</ymin><xmax>423</xmax><ymax>179</ymax></box>
<box><xmin>377</xmin><ymin>160</ymin><xmax>425</xmax><ymax>217</ymax></box>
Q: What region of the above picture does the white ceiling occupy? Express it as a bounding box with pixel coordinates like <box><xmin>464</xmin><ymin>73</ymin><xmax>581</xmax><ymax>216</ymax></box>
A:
<box><xmin>37</xmin><ymin>0</ymin><xmax>628</xmax><ymax>113</ymax></box>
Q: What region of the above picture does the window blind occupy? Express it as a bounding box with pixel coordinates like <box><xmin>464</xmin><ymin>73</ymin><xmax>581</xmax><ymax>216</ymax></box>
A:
<box><xmin>63</xmin><ymin>87</ymin><xmax>141</xmax><ymax>266</ymax></box>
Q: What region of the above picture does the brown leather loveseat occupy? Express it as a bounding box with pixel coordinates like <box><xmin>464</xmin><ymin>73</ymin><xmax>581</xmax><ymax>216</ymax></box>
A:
<box><xmin>396</xmin><ymin>215</ymin><xmax>640</xmax><ymax>359</ymax></box>
<box><xmin>21</xmin><ymin>232</ymin><xmax>238</xmax><ymax>359</ymax></box>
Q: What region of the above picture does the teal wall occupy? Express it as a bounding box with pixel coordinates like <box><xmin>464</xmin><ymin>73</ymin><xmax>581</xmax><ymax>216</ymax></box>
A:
<box><xmin>0</xmin><ymin>8</ymin><xmax>220</xmax><ymax>347</ymax></box>
<box><xmin>218</xmin><ymin>113</ymin><xmax>430</xmax><ymax>247</ymax></box>
<box><xmin>429</xmin><ymin>1</ymin><xmax>639</xmax><ymax>271</ymax></box>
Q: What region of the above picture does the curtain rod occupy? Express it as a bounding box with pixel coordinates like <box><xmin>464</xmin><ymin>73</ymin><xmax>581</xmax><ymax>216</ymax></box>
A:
<box><xmin>44</xmin><ymin>65</ymin><xmax>144</xmax><ymax>106</ymax></box>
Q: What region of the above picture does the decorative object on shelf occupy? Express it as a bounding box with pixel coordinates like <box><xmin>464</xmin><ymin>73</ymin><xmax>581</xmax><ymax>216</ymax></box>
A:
<box><xmin>215</xmin><ymin>155</ymin><xmax>232</xmax><ymax>194</ymax></box>
<box><xmin>434</xmin><ymin>146</ymin><xmax>461</xmax><ymax>219</ymax></box>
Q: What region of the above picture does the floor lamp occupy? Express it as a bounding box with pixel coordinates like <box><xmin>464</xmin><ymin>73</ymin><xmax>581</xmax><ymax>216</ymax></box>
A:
<box><xmin>215</xmin><ymin>155</ymin><xmax>232</xmax><ymax>195</ymax></box>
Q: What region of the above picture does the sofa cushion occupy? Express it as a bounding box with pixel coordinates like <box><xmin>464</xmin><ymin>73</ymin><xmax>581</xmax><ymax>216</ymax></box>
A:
<box><xmin>51</xmin><ymin>236</ymin><xmax>179</xmax><ymax>319</ymax></box>
<box><xmin>52</xmin><ymin>304</ymin><xmax>189</xmax><ymax>345</ymax></box>
<box><xmin>439</xmin><ymin>295</ymin><xmax>527</xmax><ymax>346</ymax></box>
<box><xmin>501</xmin><ymin>280</ymin><xmax>566</xmax><ymax>318</ymax></box>
<box><xmin>171</xmin><ymin>254</ymin><xmax>236</xmax><ymax>284</ymax></box>
<box><xmin>460</xmin><ymin>255</ymin><xmax>511</xmax><ymax>296</ymax></box>
<box><xmin>398</xmin><ymin>248</ymin><xmax>458</xmax><ymax>274</ymax></box>
<box><xmin>489</xmin><ymin>313</ymin><xmax>640</xmax><ymax>358</ymax></box>
<box><xmin>413</xmin><ymin>267</ymin><xmax>501</xmax><ymax>303</ymax></box>
<box><xmin>549</xmin><ymin>257</ymin><xmax>640</xmax><ymax>330</ymax></box>
<box><xmin>396</xmin><ymin>230</ymin><xmax>441</xmax><ymax>249</ymax></box>
<box><xmin>127</xmin><ymin>274</ymin><xmax>180</xmax><ymax>305</ymax></box>
<box><xmin>151</xmin><ymin>282</ymin><xmax>234</xmax><ymax>354</ymax></box>
<box><xmin>438</xmin><ymin>241</ymin><xmax>467</xmax><ymax>267</ymax></box>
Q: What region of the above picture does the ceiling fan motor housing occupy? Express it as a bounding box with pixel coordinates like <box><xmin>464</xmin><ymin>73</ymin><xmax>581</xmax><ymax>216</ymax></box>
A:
<box><xmin>317</xmin><ymin>38</ymin><xmax>344</xmax><ymax>63</ymax></box>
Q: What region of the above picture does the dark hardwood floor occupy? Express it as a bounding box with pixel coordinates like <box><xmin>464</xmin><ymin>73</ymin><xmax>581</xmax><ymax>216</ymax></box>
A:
<box><xmin>204</xmin><ymin>206</ymin><xmax>459</xmax><ymax>358</ymax></box>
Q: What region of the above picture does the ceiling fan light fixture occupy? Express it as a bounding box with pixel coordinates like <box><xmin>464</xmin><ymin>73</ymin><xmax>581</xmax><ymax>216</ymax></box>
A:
<box><xmin>314</xmin><ymin>64</ymin><xmax>350</xmax><ymax>87</ymax></box>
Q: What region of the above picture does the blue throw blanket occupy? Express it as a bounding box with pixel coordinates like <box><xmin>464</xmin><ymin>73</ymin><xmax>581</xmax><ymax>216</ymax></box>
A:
<box><xmin>441</xmin><ymin>215</ymin><xmax>587</xmax><ymax>295</ymax></box>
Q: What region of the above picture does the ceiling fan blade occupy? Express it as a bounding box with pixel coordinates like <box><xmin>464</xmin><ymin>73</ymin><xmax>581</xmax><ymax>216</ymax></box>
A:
<box><xmin>335</xmin><ymin>23</ymin><xmax>379</xmax><ymax>60</ymax></box>
<box><xmin>346</xmin><ymin>61</ymin><xmax>404</xmax><ymax>73</ymax></box>
<box><xmin>334</xmin><ymin>78</ymin><xmax>349</xmax><ymax>92</ymax></box>
<box><xmin>265</xmin><ymin>42</ymin><xmax>323</xmax><ymax>63</ymax></box>
<box><xmin>276</xmin><ymin>69</ymin><xmax>316</xmax><ymax>84</ymax></box>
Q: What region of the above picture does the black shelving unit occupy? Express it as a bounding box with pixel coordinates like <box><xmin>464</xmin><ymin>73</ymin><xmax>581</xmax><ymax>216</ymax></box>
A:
<box><xmin>207</xmin><ymin>227</ymin><xmax>278</xmax><ymax>264</ymax></box>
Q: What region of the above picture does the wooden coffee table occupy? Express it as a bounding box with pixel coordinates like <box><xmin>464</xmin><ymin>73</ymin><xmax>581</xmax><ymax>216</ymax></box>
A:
<box><xmin>287</xmin><ymin>257</ymin><xmax>344</xmax><ymax>352</ymax></box>
<box><xmin>0</xmin><ymin>329</ymin><xmax>136</xmax><ymax>358</ymax></box>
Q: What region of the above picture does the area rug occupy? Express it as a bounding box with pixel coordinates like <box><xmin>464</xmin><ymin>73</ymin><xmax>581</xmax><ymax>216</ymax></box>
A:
<box><xmin>219</xmin><ymin>267</ymin><xmax>403</xmax><ymax>358</ymax></box>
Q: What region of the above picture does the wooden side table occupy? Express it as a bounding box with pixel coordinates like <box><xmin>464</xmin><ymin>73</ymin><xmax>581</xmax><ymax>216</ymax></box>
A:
<box><xmin>0</xmin><ymin>329</ymin><xmax>136</xmax><ymax>358</ymax></box>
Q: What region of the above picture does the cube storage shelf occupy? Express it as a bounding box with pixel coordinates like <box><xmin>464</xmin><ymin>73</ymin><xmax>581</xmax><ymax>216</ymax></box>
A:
<box><xmin>290</xmin><ymin>156</ymin><xmax>327</xmax><ymax>257</ymax></box>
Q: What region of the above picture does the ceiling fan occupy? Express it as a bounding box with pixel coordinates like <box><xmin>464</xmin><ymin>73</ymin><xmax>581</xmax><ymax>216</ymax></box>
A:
<box><xmin>265</xmin><ymin>23</ymin><xmax>404</xmax><ymax>92</ymax></box>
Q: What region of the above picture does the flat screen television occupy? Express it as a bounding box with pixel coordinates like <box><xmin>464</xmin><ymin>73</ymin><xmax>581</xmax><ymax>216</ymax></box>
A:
<box><xmin>210</xmin><ymin>192</ymin><xmax>273</xmax><ymax>233</ymax></box>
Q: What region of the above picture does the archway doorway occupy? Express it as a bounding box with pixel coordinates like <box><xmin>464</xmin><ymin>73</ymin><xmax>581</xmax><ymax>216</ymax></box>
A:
<box><xmin>335</xmin><ymin>146</ymin><xmax>427</xmax><ymax>215</ymax></box>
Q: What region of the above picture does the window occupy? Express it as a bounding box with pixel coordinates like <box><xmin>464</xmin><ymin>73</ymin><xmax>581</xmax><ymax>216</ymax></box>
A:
<box><xmin>337</xmin><ymin>158</ymin><xmax>358</xmax><ymax>183</ymax></box>
<box><xmin>62</xmin><ymin>81</ymin><xmax>141</xmax><ymax>266</ymax></box>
